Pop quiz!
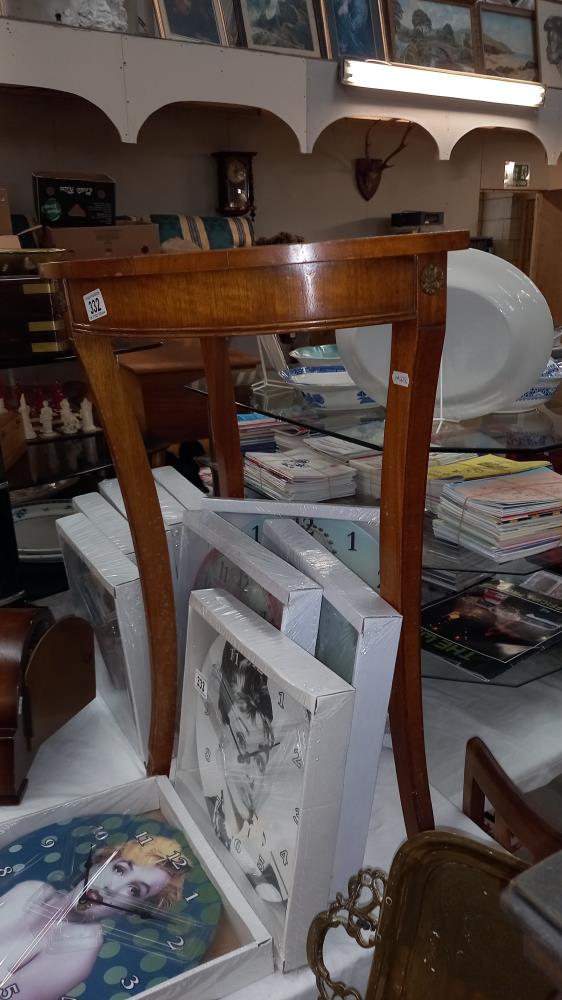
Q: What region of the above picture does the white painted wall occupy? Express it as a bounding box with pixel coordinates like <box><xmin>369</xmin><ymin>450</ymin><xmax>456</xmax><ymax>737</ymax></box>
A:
<box><xmin>1</xmin><ymin>87</ymin><xmax>561</xmax><ymax>242</ymax></box>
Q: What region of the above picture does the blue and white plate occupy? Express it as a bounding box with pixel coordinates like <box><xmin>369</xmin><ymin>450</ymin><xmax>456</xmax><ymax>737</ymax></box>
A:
<box><xmin>281</xmin><ymin>366</ymin><xmax>377</xmax><ymax>410</ymax></box>
<box><xmin>495</xmin><ymin>357</ymin><xmax>562</xmax><ymax>413</ymax></box>
<box><xmin>12</xmin><ymin>500</ymin><xmax>74</xmax><ymax>561</ymax></box>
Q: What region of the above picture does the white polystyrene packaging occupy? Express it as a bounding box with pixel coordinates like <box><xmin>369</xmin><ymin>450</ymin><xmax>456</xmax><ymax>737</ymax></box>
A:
<box><xmin>0</xmin><ymin>776</ymin><xmax>273</xmax><ymax>1000</ymax></box>
<box><xmin>262</xmin><ymin>517</ymin><xmax>402</xmax><ymax>897</ymax></box>
<box><xmin>56</xmin><ymin>512</ymin><xmax>150</xmax><ymax>762</ymax></box>
<box><xmin>178</xmin><ymin>509</ymin><xmax>323</xmax><ymax>667</ymax></box>
<box><xmin>175</xmin><ymin>588</ymin><xmax>354</xmax><ymax>972</ymax></box>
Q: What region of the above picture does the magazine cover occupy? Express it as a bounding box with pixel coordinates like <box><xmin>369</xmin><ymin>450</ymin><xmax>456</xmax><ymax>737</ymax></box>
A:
<box><xmin>421</xmin><ymin>579</ymin><xmax>562</xmax><ymax>679</ymax></box>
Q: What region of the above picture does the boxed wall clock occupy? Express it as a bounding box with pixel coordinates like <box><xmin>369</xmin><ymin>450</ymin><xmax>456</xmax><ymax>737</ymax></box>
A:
<box><xmin>178</xmin><ymin>509</ymin><xmax>322</xmax><ymax>663</ymax></box>
<box><xmin>175</xmin><ymin>587</ymin><xmax>354</xmax><ymax>971</ymax></box>
<box><xmin>152</xmin><ymin>466</ymin><xmax>381</xmax><ymax>588</ymax></box>
<box><xmin>262</xmin><ymin>517</ymin><xmax>402</xmax><ymax>895</ymax></box>
<box><xmin>73</xmin><ymin>491</ymin><xmax>136</xmax><ymax>558</ymax></box>
<box><xmin>57</xmin><ymin>513</ymin><xmax>151</xmax><ymax>762</ymax></box>
<box><xmin>0</xmin><ymin>775</ymin><xmax>273</xmax><ymax>1000</ymax></box>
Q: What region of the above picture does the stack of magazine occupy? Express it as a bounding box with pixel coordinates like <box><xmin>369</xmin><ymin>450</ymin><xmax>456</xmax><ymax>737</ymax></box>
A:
<box><xmin>433</xmin><ymin>467</ymin><xmax>562</xmax><ymax>562</ymax></box>
<box><xmin>421</xmin><ymin>577</ymin><xmax>562</xmax><ymax>681</ymax></box>
<box><xmin>244</xmin><ymin>447</ymin><xmax>356</xmax><ymax>501</ymax></box>
<box><xmin>237</xmin><ymin>412</ymin><xmax>279</xmax><ymax>453</ymax></box>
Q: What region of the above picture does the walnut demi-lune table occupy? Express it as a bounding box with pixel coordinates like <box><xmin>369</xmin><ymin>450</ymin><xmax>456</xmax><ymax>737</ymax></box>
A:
<box><xmin>43</xmin><ymin>230</ymin><xmax>469</xmax><ymax>837</ymax></box>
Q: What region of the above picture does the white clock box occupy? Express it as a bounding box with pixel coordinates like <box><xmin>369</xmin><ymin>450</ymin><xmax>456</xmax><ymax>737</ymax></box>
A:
<box><xmin>73</xmin><ymin>491</ymin><xmax>136</xmax><ymax>558</ymax></box>
<box><xmin>0</xmin><ymin>776</ymin><xmax>273</xmax><ymax>1000</ymax></box>
<box><xmin>175</xmin><ymin>588</ymin><xmax>354</xmax><ymax>972</ymax></box>
<box><xmin>178</xmin><ymin>509</ymin><xmax>322</xmax><ymax>663</ymax></box>
<box><xmin>151</xmin><ymin>467</ymin><xmax>381</xmax><ymax>589</ymax></box>
<box><xmin>262</xmin><ymin>517</ymin><xmax>402</xmax><ymax>896</ymax></box>
<box><xmin>56</xmin><ymin>513</ymin><xmax>151</xmax><ymax>763</ymax></box>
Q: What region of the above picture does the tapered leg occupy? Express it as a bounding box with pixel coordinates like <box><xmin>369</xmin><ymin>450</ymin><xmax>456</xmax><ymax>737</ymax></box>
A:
<box><xmin>73</xmin><ymin>331</ymin><xmax>177</xmax><ymax>777</ymax></box>
<box><xmin>201</xmin><ymin>338</ymin><xmax>244</xmax><ymax>498</ymax></box>
<box><xmin>379</xmin><ymin>253</ymin><xmax>448</xmax><ymax>836</ymax></box>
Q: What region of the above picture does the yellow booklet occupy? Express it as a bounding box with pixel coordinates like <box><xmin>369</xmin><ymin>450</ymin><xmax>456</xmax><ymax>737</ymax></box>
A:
<box><xmin>427</xmin><ymin>454</ymin><xmax>550</xmax><ymax>481</ymax></box>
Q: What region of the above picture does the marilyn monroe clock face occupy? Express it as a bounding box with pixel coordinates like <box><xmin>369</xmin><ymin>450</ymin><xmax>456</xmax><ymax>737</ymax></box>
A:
<box><xmin>0</xmin><ymin>813</ymin><xmax>221</xmax><ymax>1000</ymax></box>
<box><xmin>196</xmin><ymin>635</ymin><xmax>310</xmax><ymax>908</ymax></box>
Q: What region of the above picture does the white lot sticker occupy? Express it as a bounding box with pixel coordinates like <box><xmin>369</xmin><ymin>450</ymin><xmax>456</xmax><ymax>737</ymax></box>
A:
<box><xmin>392</xmin><ymin>370</ymin><xmax>410</xmax><ymax>388</ymax></box>
<box><xmin>83</xmin><ymin>288</ymin><xmax>108</xmax><ymax>322</ymax></box>
<box><xmin>194</xmin><ymin>668</ymin><xmax>208</xmax><ymax>700</ymax></box>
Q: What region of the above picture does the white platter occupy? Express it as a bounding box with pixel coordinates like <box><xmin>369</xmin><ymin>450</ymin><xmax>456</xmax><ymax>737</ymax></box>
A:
<box><xmin>13</xmin><ymin>500</ymin><xmax>73</xmax><ymax>561</ymax></box>
<box><xmin>336</xmin><ymin>249</ymin><xmax>554</xmax><ymax>421</ymax></box>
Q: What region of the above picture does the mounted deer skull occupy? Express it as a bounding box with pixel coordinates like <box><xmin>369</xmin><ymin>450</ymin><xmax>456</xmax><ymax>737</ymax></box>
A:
<box><xmin>355</xmin><ymin>121</ymin><xmax>414</xmax><ymax>202</ymax></box>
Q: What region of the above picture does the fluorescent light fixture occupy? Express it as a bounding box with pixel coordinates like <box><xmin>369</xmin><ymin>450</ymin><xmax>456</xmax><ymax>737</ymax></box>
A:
<box><xmin>342</xmin><ymin>59</ymin><xmax>545</xmax><ymax>109</ymax></box>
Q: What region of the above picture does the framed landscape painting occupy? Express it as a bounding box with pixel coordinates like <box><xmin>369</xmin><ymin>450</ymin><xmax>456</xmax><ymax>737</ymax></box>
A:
<box><xmin>323</xmin><ymin>0</ymin><xmax>386</xmax><ymax>58</ymax></box>
<box><xmin>239</xmin><ymin>0</ymin><xmax>322</xmax><ymax>55</ymax></box>
<box><xmin>537</xmin><ymin>0</ymin><xmax>562</xmax><ymax>87</ymax></box>
<box><xmin>480</xmin><ymin>6</ymin><xmax>538</xmax><ymax>79</ymax></box>
<box><xmin>389</xmin><ymin>0</ymin><xmax>477</xmax><ymax>71</ymax></box>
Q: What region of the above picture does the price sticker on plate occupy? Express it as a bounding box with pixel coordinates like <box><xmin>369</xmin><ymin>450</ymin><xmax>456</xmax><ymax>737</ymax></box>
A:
<box><xmin>194</xmin><ymin>669</ymin><xmax>207</xmax><ymax>700</ymax></box>
<box><xmin>83</xmin><ymin>288</ymin><xmax>108</xmax><ymax>322</ymax></box>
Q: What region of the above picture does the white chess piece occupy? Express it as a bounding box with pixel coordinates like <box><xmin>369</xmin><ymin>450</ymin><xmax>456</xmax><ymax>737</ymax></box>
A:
<box><xmin>18</xmin><ymin>393</ymin><xmax>36</xmax><ymax>440</ymax></box>
<box><xmin>39</xmin><ymin>400</ymin><xmax>57</xmax><ymax>438</ymax></box>
<box><xmin>60</xmin><ymin>398</ymin><xmax>81</xmax><ymax>435</ymax></box>
<box><xmin>80</xmin><ymin>397</ymin><xmax>100</xmax><ymax>434</ymax></box>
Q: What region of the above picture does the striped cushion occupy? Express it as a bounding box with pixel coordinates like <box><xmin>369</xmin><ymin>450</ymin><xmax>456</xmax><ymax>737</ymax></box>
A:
<box><xmin>148</xmin><ymin>215</ymin><xmax>254</xmax><ymax>249</ymax></box>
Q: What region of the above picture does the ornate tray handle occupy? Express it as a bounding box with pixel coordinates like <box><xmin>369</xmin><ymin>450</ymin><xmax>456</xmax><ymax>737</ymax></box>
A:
<box><xmin>307</xmin><ymin>867</ymin><xmax>387</xmax><ymax>1000</ymax></box>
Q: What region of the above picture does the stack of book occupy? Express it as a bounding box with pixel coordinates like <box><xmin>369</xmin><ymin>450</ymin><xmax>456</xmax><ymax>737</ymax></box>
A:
<box><xmin>237</xmin><ymin>412</ymin><xmax>279</xmax><ymax>453</ymax></box>
<box><xmin>349</xmin><ymin>452</ymin><xmax>479</xmax><ymax>502</ymax></box>
<box><xmin>426</xmin><ymin>454</ymin><xmax>549</xmax><ymax>514</ymax></box>
<box><xmin>433</xmin><ymin>467</ymin><xmax>562</xmax><ymax>562</ymax></box>
<box><xmin>244</xmin><ymin>447</ymin><xmax>356</xmax><ymax>501</ymax></box>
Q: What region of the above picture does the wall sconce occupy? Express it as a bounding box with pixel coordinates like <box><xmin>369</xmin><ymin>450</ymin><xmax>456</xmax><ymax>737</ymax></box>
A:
<box><xmin>341</xmin><ymin>59</ymin><xmax>545</xmax><ymax>109</ymax></box>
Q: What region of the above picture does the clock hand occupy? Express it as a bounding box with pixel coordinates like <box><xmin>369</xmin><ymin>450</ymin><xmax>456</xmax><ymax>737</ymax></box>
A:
<box><xmin>81</xmin><ymin>891</ymin><xmax>172</xmax><ymax>924</ymax></box>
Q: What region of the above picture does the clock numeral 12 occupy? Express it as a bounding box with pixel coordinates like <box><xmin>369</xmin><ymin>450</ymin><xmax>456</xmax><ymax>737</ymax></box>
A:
<box><xmin>347</xmin><ymin>530</ymin><xmax>356</xmax><ymax>552</ymax></box>
<box><xmin>167</xmin><ymin>850</ymin><xmax>189</xmax><ymax>871</ymax></box>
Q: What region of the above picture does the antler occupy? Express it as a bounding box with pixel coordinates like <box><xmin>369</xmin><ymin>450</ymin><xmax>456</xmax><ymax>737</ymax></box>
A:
<box><xmin>381</xmin><ymin>121</ymin><xmax>414</xmax><ymax>169</ymax></box>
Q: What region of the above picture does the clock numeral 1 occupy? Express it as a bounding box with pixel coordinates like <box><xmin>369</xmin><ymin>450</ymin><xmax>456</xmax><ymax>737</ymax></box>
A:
<box><xmin>0</xmin><ymin>866</ymin><xmax>13</xmax><ymax>878</ymax></box>
<box><xmin>120</xmin><ymin>974</ymin><xmax>140</xmax><ymax>991</ymax></box>
<box><xmin>167</xmin><ymin>935</ymin><xmax>185</xmax><ymax>951</ymax></box>
<box><xmin>0</xmin><ymin>985</ymin><xmax>19</xmax><ymax>999</ymax></box>
<box><xmin>252</xmin><ymin>525</ymin><xmax>259</xmax><ymax>542</ymax></box>
<box><xmin>257</xmin><ymin>855</ymin><xmax>265</xmax><ymax>873</ymax></box>
<box><xmin>347</xmin><ymin>530</ymin><xmax>356</xmax><ymax>552</ymax></box>
<box><xmin>135</xmin><ymin>831</ymin><xmax>153</xmax><ymax>847</ymax></box>
<box><xmin>278</xmin><ymin>691</ymin><xmax>285</xmax><ymax>709</ymax></box>
<box><xmin>262</xmin><ymin>831</ymin><xmax>267</xmax><ymax>846</ymax></box>
<box><xmin>184</xmin><ymin>891</ymin><xmax>199</xmax><ymax>904</ymax></box>
<box><xmin>280</xmin><ymin>850</ymin><xmax>289</xmax><ymax>867</ymax></box>
<box><xmin>293</xmin><ymin>808</ymin><xmax>300</xmax><ymax>826</ymax></box>
<box><xmin>167</xmin><ymin>850</ymin><xmax>189</xmax><ymax>871</ymax></box>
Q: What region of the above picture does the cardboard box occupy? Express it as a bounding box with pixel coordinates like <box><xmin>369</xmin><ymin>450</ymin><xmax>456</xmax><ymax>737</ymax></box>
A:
<box><xmin>0</xmin><ymin>189</ymin><xmax>12</xmax><ymax>235</ymax></box>
<box><xmin>262</xmin><ymin>516</ymin><xmax>402</xmax><ymax>897</ymax></box>
<box><xmin>33</xmin><ymin>171</ymin><xmax>115</xmax><ymax>227</ymax></box>
<box><xmin>0</xmin><ymin>411</ymin><xmax>26</xmax><ymax>470</ymax></box>
<box><xmin>43</xmin><ymin>222</ymin><xmax>160</xmax><ymax>259</ymax></box>
<box><xmin>0</xmin><ymin>776</ymin><xmax>273</xmax><ymax>999</ymax></box>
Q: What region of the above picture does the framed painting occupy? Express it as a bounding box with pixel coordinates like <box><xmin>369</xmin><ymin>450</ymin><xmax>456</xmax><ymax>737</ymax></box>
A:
<box><xmin>537</xmin><ymin>0</ymin><xmax>562</xmax><ymax>86</ymax></box>
<box><xmin>153</xmin><ymin>0</ymin><xmax>228</xmax><ymax>44</ymax></box>
<box><xmin>388</xmin><ymin>0</ymin><xmax>477</xmax><ymax>72</ymax></box>
<box><xmin>322</xmin><ymin>0</ymin><xmax>386</xmax><ymax>58</ymax></box>
<box><xmin>238</xmin><ymin>0</ymin><xmax>322</xmax><ymax>56</ymax></box>
<box><xmin>479</xmin><ymin>6</ymin><xmax>538</xmax><ymax>78</ymax></box>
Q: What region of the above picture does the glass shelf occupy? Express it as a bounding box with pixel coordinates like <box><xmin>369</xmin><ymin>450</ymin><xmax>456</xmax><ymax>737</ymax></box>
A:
<box><xmin>7</xmin><ymin>434</ymin><xmax>165</xmax><ymax>492</ymax></box>
<box><xmin>422</xmin><ymin>516</ymin><xmax>562</xmax><ymax>578</ymax></box>
<box><xmin>421</xmin><ymin>643</ymin><xmax>562</xmax><ymax>688</ymax></box>
<box><xmin>187</xmin><ymin>376</ymin><xmax>562</xmax><ymax>456</ymax></box>
<box><xmin>0</xmin><ymin>339</ymin><xmax>163</xmax><ymax>371</ymax></box>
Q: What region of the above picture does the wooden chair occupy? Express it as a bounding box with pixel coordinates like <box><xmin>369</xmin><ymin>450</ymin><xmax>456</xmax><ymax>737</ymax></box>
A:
<box><xmin>307</xmin><ymin>830</ymin><xmax>556</xmax><ymax>1000</ymax></box>
<box><xmin>463</xmin><ymin>736</ymin><xmax>562</xmax><ymax>864</ymax></box>
<box><xmin>43</xmin><ymin>231</ymin><xmax>468</xmax><ymax>833</ymax></box>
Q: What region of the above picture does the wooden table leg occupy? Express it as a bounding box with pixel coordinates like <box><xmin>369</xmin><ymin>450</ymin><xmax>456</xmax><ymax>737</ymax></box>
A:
<box><xmin>201</xmin><ymin>338</ymin><xmax>244</xmax><ymax>498</ymax></box>
<box><xmin>379</xmin><ymin>253</ymin><xmax>448</xmax><ymax>836</ymax></box>
<box><xmin>73</xmin><ymin>331</ymin><xmax>177</xmax><ymax>777</ymax></box>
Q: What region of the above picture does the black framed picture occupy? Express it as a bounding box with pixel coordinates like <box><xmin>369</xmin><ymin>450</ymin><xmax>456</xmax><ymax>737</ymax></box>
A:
<box><xmin>323</xmin><ymin>0</ymin><xmax>386</xmax><ymax>58</ymax></box>
<box><xmin>153</xmin><ymin>0</ymin><xmax>227</xmax><ymax>43</ymax></box>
